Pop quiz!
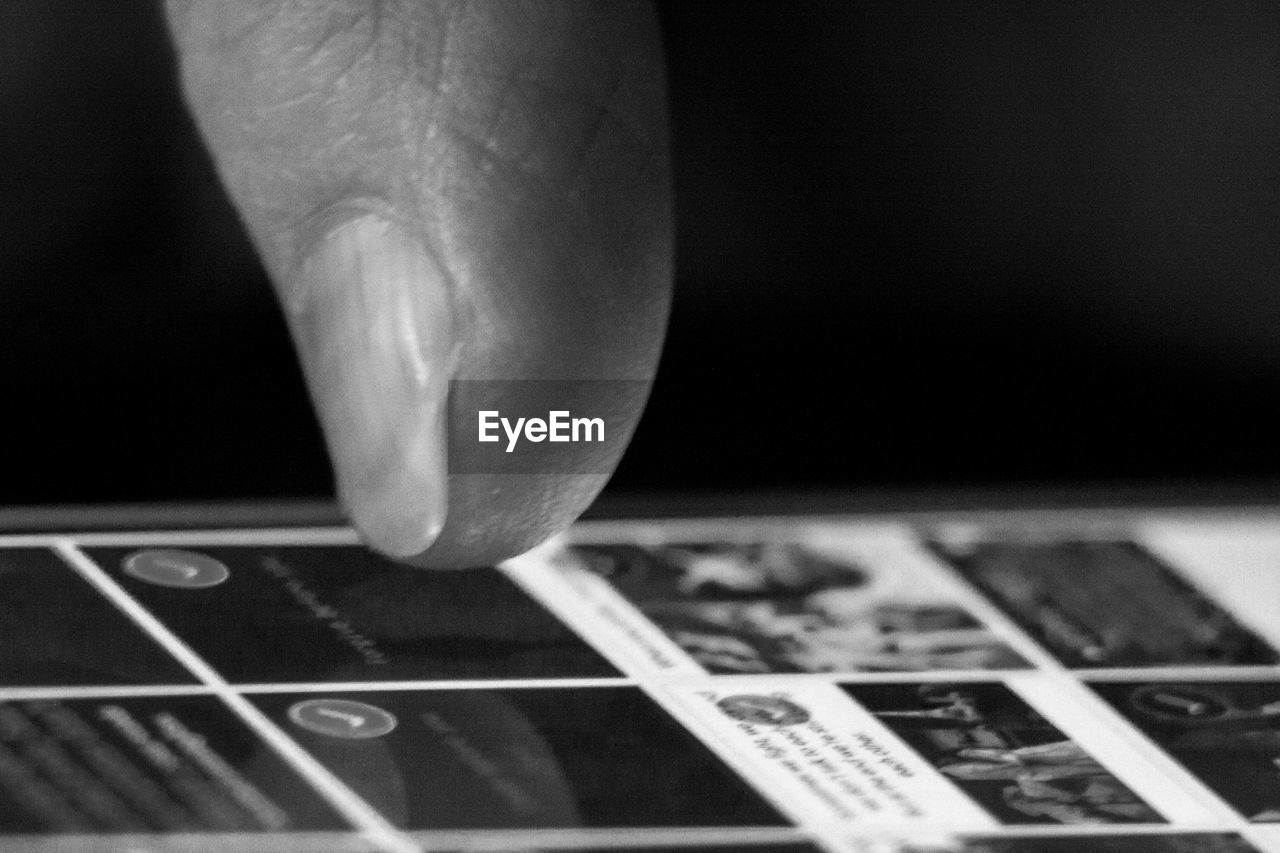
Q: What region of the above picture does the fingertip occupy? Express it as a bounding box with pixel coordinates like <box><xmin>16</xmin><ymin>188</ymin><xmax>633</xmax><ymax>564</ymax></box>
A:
<box><xmin>290</xmin><ymin>208</ymin><xmax>453</xmax><ymax>560</ymax></box>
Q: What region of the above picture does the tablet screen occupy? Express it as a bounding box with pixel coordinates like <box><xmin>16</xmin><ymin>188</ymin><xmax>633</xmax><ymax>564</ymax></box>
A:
<box><xmin>1</xmin><ymin>508</ymin><xmax>1278</xmax><ymax>852</ymax></box>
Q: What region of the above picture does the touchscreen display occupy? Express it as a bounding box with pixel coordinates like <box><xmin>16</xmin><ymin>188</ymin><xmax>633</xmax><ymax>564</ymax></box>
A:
<box><xmin>1</xmin><ymin>512</ymin><xmax>1278</xmax><ymax>852</ymax></box>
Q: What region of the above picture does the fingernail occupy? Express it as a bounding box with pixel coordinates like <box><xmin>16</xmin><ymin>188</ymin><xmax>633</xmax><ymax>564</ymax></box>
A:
<box><xmin>290</xmin><ymin>209</ymin><xmax>453</xmax><ymax>558</ymax></box>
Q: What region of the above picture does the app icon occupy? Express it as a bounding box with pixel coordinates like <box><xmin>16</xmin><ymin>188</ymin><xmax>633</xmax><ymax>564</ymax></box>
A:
<box><xmin>122</xmin><ymin>549</ymin><xmax>231</xmax><ymax>589</ymax></box>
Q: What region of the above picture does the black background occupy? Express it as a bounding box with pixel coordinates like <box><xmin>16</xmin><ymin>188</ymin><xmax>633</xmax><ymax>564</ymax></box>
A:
<box><xmin>5</xmin><ymin>1</ymin><xmax>1280</xmax><ymax>506</ymax></box>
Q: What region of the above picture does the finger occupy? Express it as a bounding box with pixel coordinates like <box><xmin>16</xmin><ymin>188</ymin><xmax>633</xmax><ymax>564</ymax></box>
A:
<box><xmin>165</xmin><ymin>0</ymin><xmax>672</xmax><ymax>565</ymax></box>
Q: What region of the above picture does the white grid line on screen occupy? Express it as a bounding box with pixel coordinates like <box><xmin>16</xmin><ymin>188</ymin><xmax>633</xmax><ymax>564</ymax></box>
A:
<box><xmin>53</xmin><ymin>540</ymin><xmax>420</xmax><ymax>853</ymax></box>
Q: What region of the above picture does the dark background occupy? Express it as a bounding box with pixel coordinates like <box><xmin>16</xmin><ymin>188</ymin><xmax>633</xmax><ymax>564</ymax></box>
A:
<box><xmin>5</xmin><ymin>1</ymin><xmax>1280</xmax><ymax>507</ymax></box>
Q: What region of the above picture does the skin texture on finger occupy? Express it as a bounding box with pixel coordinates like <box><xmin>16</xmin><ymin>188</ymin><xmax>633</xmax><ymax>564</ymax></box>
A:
<box><xmin>165</xmin><ymin>0</ymin><xmax>672</xmax><ymax>566</ymax></box>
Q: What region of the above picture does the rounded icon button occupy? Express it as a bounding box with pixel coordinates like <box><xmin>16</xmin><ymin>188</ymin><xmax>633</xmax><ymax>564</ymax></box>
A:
<box><xmin>716</xmin><ymin>694</ymin><xmax>811</xmax><ymax>727</ymax></box>
<box><xmin>122</xmin><ymin>549</ymin><xmax>231</xmax><ymax>589</ymax></box>
<box><xmin>287</xmin><ymin>699</ymin><xmax>398</xmax><ymax>740</ymax></box>
<box><xmin>1130</xmin><ymin>684</ymin><xmax>1230</xmax><ymax>724</ymax></box>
